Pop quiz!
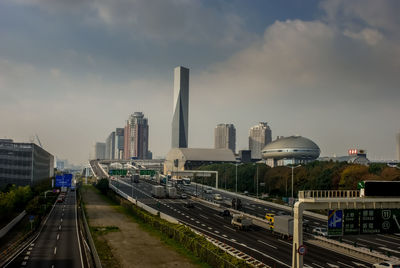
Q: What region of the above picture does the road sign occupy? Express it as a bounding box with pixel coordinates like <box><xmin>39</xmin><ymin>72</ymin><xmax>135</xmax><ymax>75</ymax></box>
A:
<box><xmin>140</xmin><ymin>170</ymin><xmax>156</xmax><ymax>176</ymax></box>
<box><xmin>328</xmin><ymin>210</ymin><xmax>343</xmax><ymax>236</ymax></box>
<box><xmin>109</xmin><ymin>169</ymin><xmax>127</xmax><ymax>176</ymax></box>
<box><xmin>357</xmin><ymin>181</ymin><xmax>365</xmax><ymax>190</ymax></box>
<box><xmin>29</xmin><ymin>215</ymin><xmax>34</xmax><ymax>222</ymax></box>
<box><xmin>298</xmin><ymin>245</ymin><xmax>307</xmax><ymax>256</ymax></box>
<box><xmin>55</xmin><ymin>174</ymin><xmax>72</xmax><ymax>187</ymax></box>
<box><xmin>343</xmin><ymin>209</ymin><xmax>360</xmax><ymax>235</ymax></box>
<box><xmin>360</xmin><ymin>209</ymin><xmax>380</xmax><ymax>234</ymax></box>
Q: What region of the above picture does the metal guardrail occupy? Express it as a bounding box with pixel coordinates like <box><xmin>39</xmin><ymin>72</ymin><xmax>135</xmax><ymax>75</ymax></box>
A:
<box><xmin>80</xmin><ymin>202</ymin><xmax>102</xmax><ymax>268</ymax></box>
<box><xmin>299</xmin><ymin>190</ymin><xmax>360</xmax><ymax>199</ymax></box>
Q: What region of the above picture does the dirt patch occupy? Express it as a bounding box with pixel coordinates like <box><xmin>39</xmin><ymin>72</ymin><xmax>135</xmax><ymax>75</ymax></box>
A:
<box><xmin>82</xmin><ymin>186</ymin><xmax>199</xmax><ymax>268</ymax></box>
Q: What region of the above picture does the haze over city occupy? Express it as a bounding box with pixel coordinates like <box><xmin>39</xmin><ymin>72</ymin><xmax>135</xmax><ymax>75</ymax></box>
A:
<box><xmin>1</xmin><ymin>0</ymin><xmax>399</xmax><ymax>165</ymax></box>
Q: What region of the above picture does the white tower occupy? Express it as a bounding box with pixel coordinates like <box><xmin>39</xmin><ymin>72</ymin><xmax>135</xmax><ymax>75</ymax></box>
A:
<box><xmin>171</xmin><ymin>66</ymin><xmax>189</xmax><ymax>148</ymax></box>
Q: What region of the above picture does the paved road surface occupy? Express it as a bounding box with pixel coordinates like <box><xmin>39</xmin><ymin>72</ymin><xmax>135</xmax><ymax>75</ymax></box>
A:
<box><xmin>6</xmin><ymin>190</ymin><xmax>84</xmax><ymax>268</ymax></box>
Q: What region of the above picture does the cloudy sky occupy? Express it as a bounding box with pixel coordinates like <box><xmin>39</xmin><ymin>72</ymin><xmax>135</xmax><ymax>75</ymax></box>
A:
<box><xmin>1</xmin><ymin>0</ymin><xmax>399</xmax><ymax>164</ymax></box>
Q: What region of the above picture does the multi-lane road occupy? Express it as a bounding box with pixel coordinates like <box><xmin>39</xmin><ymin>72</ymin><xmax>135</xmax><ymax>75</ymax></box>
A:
<box><xmin>184</xmin><ymin>182</ymin><xmax>400</xmax><ymax>260</ymax></box>
<box><xmin>109</xmin><ymin>177</ymin><xmax>373</xmax><ymax>267</ymax></box>
<box><xmin>5</xmin><ymin>190</ymin><xmax>85</xmax><ymax>268</ymax></box>
<box><xmin>91</xmin><ymin>160</ymin><xmax>400</xmax><ymax>267</ymax></box>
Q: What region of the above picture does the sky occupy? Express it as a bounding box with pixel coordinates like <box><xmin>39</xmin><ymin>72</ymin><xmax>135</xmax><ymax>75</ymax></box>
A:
<box><xmin>1</xmin><ymin>0</ymin><xmax>399</xmax><ymax>165</ymax></box>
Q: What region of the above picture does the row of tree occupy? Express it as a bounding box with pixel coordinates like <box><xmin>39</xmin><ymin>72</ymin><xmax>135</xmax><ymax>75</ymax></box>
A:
<box><xmin>196</xmin><ymin>161</ymin><xmax>400</xmax><ymax>198</ymax></box>
<box><xmin>0</xmin><ymin>178</ymin><xmax>53</xmax><ymax>224</ymax></box>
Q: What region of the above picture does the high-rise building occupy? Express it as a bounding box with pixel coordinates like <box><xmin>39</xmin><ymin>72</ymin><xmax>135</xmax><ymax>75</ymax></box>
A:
<box><xmin>171</xmin><ymin>66</ymin><xmax>189</xmax><ymax>148</ymax></box>
<box><xmin>105</xmin><ymin>131</ymin><xmax>115</xmax><ymax>160</ymax></box>
<box><xmin>94</xmin><ymin>142</ymin><xmax>106</xmax><ymax>160</ymax></box>
<box><xmin>114</xmin><ymin>128</ymin><xmax>124</xmax><ymax>160</ymax></box>
<box><xmin>214</xmin><ymin>124</ymin><xmax>236</xmax><ymax>153</ymax></box>
<box><xmin>397</xmin><ymin>132</ymin><xmax>400</xmax><ymax>161</ymax></box>
<box><xmin>249</xmin><ymin>122</ymin><xmax>272</xmax><ymax>159</ymax></box>
<box><xmin>124</xmin><ymin>112</ymin><xmax>149</xmax><ymax>159</ymax></box>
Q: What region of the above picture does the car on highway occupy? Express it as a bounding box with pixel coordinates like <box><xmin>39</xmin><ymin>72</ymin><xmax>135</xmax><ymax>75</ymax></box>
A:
<box><xmin>204</xmin><ymin>187</ymin><xmax>212</xmax><ymax>194</ymax></box>
<box><xmin>184</xmin><ymin>201</ymin><xmax>194</xmax><ymax>208</ymax></box>
<box><xmin>213</xmin><ymin>193</ymin><xmax>223</xmax><ymax>201</ymax></box>
<box><xmin>219</xmin><ymin>209</ymin><xmax>230</xmax><ymax>217</ymax></box>
<box><xmin>312</xmin><ymin>227</ymin><xmax>328</xmax><ymax>237</ymax></box>
<box><xmin>372</xmin><ymin>261</ymin><xmax>400</xmax><ymax>268</ymax></box>
<box><xmin>180</xmin><ymin>193</ymin><xmax>188</xmax><ymax>199</ymax></box>
<box><xmin>192</xmin><ymin>191</ymin><xmax>199</xmax><ymax>197</ymax></box>
<box><xmin>56</xmin><ymin>197</ymin><xmax>64</xmax><ymax>203</ymax></box>
<box><xmin>243</xmin><ymin>191</ymin><xmax>249</xmax><ymax>196</ymax></box>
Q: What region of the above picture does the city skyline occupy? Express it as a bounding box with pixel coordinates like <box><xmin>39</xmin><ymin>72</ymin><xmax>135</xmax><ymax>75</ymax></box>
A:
<box><xmin>1</xmin><ymin>1</ymin><xmax>399</xmax><ymax>164</ymax></box>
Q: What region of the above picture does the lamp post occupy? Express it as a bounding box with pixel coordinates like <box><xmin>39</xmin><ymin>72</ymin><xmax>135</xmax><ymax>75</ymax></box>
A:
<box><xmin>235</xmin><ymin>162</ymin><xmax>238</xmax><ymax>194</ymax></box>
<box><xmin>291</xmin><ymin>163</ymin><xmax>302</xmax><ymax>200</ymax></box>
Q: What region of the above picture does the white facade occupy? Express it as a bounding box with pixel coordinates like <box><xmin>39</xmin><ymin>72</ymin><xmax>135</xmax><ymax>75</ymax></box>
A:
<box><xmin>214</xmin><ymin>124</ymin><xmax>236</xmax><ymax>153</ymax></box>
<box><xmin>171</xmin><ymin>66</ymin><xmax>189</xmax><ymax>148</ymax></box>
<box><xmin>249</xmin><ymin>122</ymin><xmax>272</xmax><ymax>159</ymax></box>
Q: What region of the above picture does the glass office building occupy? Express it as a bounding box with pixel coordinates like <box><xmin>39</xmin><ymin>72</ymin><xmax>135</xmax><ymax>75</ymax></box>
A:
<box><xmin>0</xmin><ymin>139</ymin><xmax>54</xmax><ymax>187</ymax></box>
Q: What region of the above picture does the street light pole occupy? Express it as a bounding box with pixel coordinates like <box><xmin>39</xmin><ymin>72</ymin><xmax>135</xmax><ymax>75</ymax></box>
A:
<box><xmin>235</xmin><ymin>162</ymin><xmax>238</xmax><ymax>194</ymax></box>
<box><xmin>256</xmin><ymin>164</ymin><xmax>259</xmax><ymax>199</ymax></box>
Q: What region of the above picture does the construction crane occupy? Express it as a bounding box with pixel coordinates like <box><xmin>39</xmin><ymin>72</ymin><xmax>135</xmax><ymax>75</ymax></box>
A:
<box><xmin>35</xmin><ymin>134</ymin><xmax>43</xmax><ymax>148</ymax></box>
<box><xmin>30</xmin><ymin>134</ymin><xmax>43</xmax><ymax>148</ymax></box>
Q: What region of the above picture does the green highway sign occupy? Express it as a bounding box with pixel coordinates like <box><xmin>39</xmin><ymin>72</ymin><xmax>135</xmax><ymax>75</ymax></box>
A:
<box><xmin>140</xmin><ymin>170</ymin><xmax>156</xmax><ymax>176</ymax></box>
<box><xmin>340</xmin><ymin>209</ymin><xmax>400</xmax><ymax>235</ymax></box>
<box><xmin>109</xmin><ymin>169</ymin><xmax>127</xmax><ymax>176</ymax></box>
<box><xmin>357</xmin><ymin>181</ymin><xmax>365</xmax><ymax>190</ymax></box>
<box><xmin>343</xmin><ymin>209</ymin><xmax>360</xmax><ymax>235</ymax></box>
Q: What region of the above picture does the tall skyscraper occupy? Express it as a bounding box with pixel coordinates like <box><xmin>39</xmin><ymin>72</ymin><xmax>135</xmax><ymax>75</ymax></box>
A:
<box><xmin>171</xmin><ymin>66</ymin><xmax>189</xmax><ymax>148</ymax></box>
<box><xmin>249</xmin><ymin>122</ymin><xmax>272</xmax><ymax>159</ymax></box>
<box><xmin>124</xmin><ymin>112</ymin><xmax>149</xmax><ymax>159</ymax></box>
<box><xmin>214</xmin><ymin>124</ymin><xmax>236</xmax><ymax>153</ymax></box>
<box><xmin>397</xmin><ymin>132</ymin><xmax>400</xmax><ymax>161</ymax></box>
<box><xmin>105</xmin><ymin>131</ymin><xmax>115</xmax><ymax>160</ymax></box>
<box><xmin>94</xmin><ymin>142</ymin><xmax>106</xmax><ymax>160</ymax></box>
<box><xmin>114</xmin><ymin>128</ymin><xmax>124</xmax><ymax>160</ymax></box>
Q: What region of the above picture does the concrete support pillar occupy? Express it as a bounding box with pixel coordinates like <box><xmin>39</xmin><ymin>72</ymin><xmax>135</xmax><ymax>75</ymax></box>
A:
<box><xmin>292</xmin><ymin>202</ymin><xmax>304</xmax><ymax>268</ymax></box>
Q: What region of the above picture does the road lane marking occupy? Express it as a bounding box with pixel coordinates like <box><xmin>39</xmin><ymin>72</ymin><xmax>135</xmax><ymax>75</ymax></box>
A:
<box><xmin>60</xmin><ymin>218</ymin><xmax>63</xmax><ymax>223</ymax></box>
<box><xmin>231</xmin><ymin>239</ymin><xmax>236</xmax><ymax>242</ymax></box>
<box><xmin>257</xmin><ymin>240</ymin><xmax>278</xmax><ymax>249</ymax></box>
<box><xmin>59</xmin><ymin>225</ymin><xmax>61</xmax><ymax>231</ymax></box>
<box><xmin>337</xmin><ymin>261</ymin><xmax>353</xmax><ymax>267</ymax></box>
<box><xmin>312</xmin><ymin>263</ymin><xmax>325</xmax><ymax>268</ymax></box>
<box><xmin>222</xmin><ymin>234</ymin><xmax>227</xmax><ymax>237</ymax></box>
<box><xmin>375</xmin><ymin>238</ymin><xmax>400</xmax><ymax>246</ymax></box>
<box><xmin>223</xmin><ymin>225</ymin><xmax>236</xmax><ymax>231</ymax></box>
<box><xmin>201</xmin><ymin>224</ymin><xmax>206</xmax><ymax>227</ymax></box>
<box><xmin>57</xmin><ymin>234</ymin><xmax>60</xmax><ymax>240</ymax></box>
<box><xmin>28</xmin><ymin>247</ymin><xmax>32</xmax><ymax>250</ymax></box>
<box><xmin>208</xmin><ymin>227</ymin><xmax>213</xmax><ymax>230</ymax></box>
<box><xmin>24</xmin><ymin>256</ymin><xmax>29</xmax><ymax>260</ymax></box>
<box><xmin>357</xmin><ymin>238</ymin><xmax>381</xmax><ymax>246</ymax></box>
<box><xmin>379</xmin><ymin>247</ymin><xmax>400</xmax><ymax>254</ymax></box>
<box><xmin>215</xmin><ymin>231</ymin><xmax>219</xmax><ymax>234</ymax></box>
<box><xmin>26</xmin><ymin>251</ymin><xmax>30</xmax><ymax>255</ymax></box>
<box><xmin>199</xmin><ymin>214</ymin><xmax>209</xmax><ymax>219</ymax></box>
<box><xmin>278</xmin><ymin>239</ymin><xmax>291</xmax><ymax>246</ymax></box>
<box><xmin>54</xmin><ymin>247</ymin><xmax>57</xmax><ymax>255</ymax></box>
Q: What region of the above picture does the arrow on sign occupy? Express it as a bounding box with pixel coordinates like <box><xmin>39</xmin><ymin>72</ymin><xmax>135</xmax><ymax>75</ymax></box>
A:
<box><xmin>393</xmin><ymin>214</ymin><xmax>400</xmax><ymax>231</ymax></box>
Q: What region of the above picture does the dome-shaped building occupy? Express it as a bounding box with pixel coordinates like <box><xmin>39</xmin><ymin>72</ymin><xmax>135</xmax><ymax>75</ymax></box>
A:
<box><xmin>261</xmin><ymin>136</ymin><xmax>320</xmax><ymax>167</ymax></box>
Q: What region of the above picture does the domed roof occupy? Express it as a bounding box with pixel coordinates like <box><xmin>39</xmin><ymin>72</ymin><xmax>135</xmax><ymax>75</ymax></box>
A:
<box><xmin>261</xmin><ymin>136</ymin><xmax>320</xmax><ymax>160</ymax></box>
<box><xmin>263</xmin><ymin>136</ymin><xmax>320</xmax><ymax>151</ymax></box>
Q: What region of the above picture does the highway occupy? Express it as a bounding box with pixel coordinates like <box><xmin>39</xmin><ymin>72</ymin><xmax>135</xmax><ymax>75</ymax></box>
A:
<box><xmin>90</xmin><ymin>160</ymin><xmax>398</xmax><ymax>267</ymax></box>
<box><xmin>183</xmin><ymin>183</ymin><xmax>400</xmax><ymax>260</ymax></box>
<box><xmin>5</xmin><ymin>190</ymin><xmax>85</xmax><ymax>268</ymax></box>
<box><xmin>110</xmin><ymin>177</ymin><xmax>372</xmax><ymax>267</ymax></box>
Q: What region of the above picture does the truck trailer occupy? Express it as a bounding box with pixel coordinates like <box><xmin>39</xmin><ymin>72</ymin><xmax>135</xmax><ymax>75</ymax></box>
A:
<box><xmin>151</xmin><ymin>185</ymin><xmax>165</xmax><ymax>198</ymax></box>
<box><xmin>166</xmin><ymin>186</ymin><xmax>177</xmax><ymax>199</ymax></box>
<box><xmin>273</xmin><ymin>215</ymin><xmax>293</xmax><ymax>239</ymax></box>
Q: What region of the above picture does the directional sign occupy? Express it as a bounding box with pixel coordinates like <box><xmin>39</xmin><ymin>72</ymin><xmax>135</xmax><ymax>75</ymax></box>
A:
<box><xmin>328</xmin><ymin>210</ymin><xmax>343</xmax><ymax>236</ymax></box>
<box><xmin>343</xmin><ymin>209</ymin><xmax>360</xmax><ymax>235</ymax></box>
<box><xmin>55</xmin><ymin>174</ymin><xmax>72</xmax><ymax>187</ymax></box>
<box><xmin>109</xmin><ymin>169</ymin><xmax>127</xmax><ymax>176</ymax></box>
<box><xmin>360</xmin><ymin>209</ymin><xmax>380</xmax><ymax>234</ymax></box>
<box><xmin>139</xmin><ymin>170</ymin><xmax>156</xmax><ymax>176</ymax></box>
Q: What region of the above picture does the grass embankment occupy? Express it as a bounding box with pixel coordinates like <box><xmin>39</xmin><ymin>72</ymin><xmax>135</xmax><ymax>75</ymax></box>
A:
<box><xmin>81</xmin><ymin>185</ymin><xmax>213</xmax><ymax>268</ymax></box>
